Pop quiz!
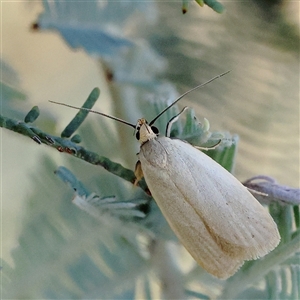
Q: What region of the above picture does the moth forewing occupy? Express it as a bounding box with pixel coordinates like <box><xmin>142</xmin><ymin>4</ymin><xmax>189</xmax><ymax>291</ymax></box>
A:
<box><xmin>138</xmin><ymin>136</ymin><xmax>280</xmax><ymax>279</ymax></box>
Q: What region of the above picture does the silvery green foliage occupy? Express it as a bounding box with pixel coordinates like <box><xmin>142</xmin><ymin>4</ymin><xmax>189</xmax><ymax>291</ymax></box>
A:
<box><xmin>0</xmin><ymin>59</ymin><xmax>27</xmax><ymax>118</ymax></box>
<box><xmin>2</xmin><ymin>1</ymin><xmax>299</xmax><ymax>299</ymax></box>
<box><xmin>36</xmin><ymin>0</ymin><xmax>155</xmax><ymax>55</ymax></box>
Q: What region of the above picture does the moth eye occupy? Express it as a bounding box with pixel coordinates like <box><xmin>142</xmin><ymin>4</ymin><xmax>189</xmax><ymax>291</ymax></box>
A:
<box><xmin>151</xmin><ymin>126</ymin><xmax>159</xmax><ymax>135</ymax></box>
<box><xmin>136</xmin><ymin>130</ymin><xmax>140</xmax><ymax>140</ymax></box>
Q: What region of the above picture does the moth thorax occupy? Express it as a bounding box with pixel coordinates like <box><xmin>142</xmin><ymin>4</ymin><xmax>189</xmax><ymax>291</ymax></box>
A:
<box><xmin>138</xmin><ymin>119</ymin><xmax>157</xmax><ymax>144</ymax></box>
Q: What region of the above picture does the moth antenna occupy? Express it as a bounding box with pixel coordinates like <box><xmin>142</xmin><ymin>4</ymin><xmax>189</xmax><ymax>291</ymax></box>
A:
<box><xmin>149</xmin><ymin>70</ymin><xmax>231</xmax><ymax>126</ymax></box>
<box><xmin>49</xmin><ymin>100</ymin><xmax>136</xmax><ymax>128</ymax></box>
<box><xmin>165</xmin><ymin>106</ymin><xmax>189</xmax><ymax>138</ymax></box>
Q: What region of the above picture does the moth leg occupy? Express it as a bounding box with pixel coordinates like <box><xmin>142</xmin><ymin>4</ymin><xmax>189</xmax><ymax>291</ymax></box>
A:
<box><xmin>166</xmin><ymin>106</ymin><xmax>222</xmax><ymax>150</ymax></box>
<box><xmin>194</xmin><ymin>139</ymin><xmax>222</xmax><ymax>151</ymax></box>
<box><xmin>165</xmin><ymin>106</ymin><xmax>189</xmax><ymax>137</ymax></box>
<box><xmin>246</xmin><ymin>187</ymin><xmax>268</xmax><ymax>197</ymax></box>
<box><xmin>134</xmin><ymin>160</ymin><xmax>144</xmax><ymax>186</ymax></box>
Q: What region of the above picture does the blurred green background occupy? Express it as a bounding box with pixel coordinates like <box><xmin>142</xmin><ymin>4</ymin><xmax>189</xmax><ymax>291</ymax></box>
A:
<box><xmin>1</xmin><ymin>1</ymin><xmax>299</xmax><ymax>298</ymax></box>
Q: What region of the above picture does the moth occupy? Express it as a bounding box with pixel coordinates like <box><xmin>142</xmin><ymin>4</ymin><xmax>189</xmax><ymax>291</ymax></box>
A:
<box><xmin>50</xmin><ymin>71</ymin><xmax>280</xmax><ymax>279</ymax></box>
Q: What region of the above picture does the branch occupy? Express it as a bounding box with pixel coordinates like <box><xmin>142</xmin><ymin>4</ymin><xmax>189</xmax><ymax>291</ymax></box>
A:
<box><xmin>0</xmin><ymin>114</ymin><xmax>150</xmax><ymax>194</ymax></box>
<box><xmin>243</xmin><ymin>175</ymin><xmax>300</xmax><ymax>206</ymax></box>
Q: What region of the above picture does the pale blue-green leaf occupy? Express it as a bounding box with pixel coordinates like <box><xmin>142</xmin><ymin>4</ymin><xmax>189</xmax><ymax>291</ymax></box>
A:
<box><xmin>55</xmin><ymin>166</ymin><xmax>90</xmax><ymax>196</ymax></box>
<box><xmin>55</xmin><ymin>25</ymin><xmax>133</xmax><ymax>55</ymax></box>
<box><xmin>72</xmin><ymin>193</ymin><xmax>148</xmax><ymax>221</ymax></box>
<box><xmin>54</xmin><ymin>166</ymin><xmax>149</xmax><ymax>220</ymax></box>
<box><xmin>37</xmin><ymin>1</ymin><xmax>156</xmax><ymax>56</ymax></box>
<box><xmin>1</xmin><ymin>59</ymin><xmax>27</xmax><ymax>118</ymax></box>
<box><xmin>3</xmin><ymin>157</ymin><xmax>150</xmax><ymax>298</ymax></box>
<box><xmin>290</xmin><ymin>265</ymin><xmax>300</xmax><ymax>299</ymax></box>
<box><xmin>185</xmin><ymin>289</ymin><xmax>210</xmax><ymax>299</ymax></box>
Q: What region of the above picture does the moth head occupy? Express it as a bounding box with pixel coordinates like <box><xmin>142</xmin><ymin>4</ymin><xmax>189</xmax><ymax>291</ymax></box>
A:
<box><xmin>135</xmin><ymin>118</ymin><xmax>159</xmax><ymax>144</ymax></box>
